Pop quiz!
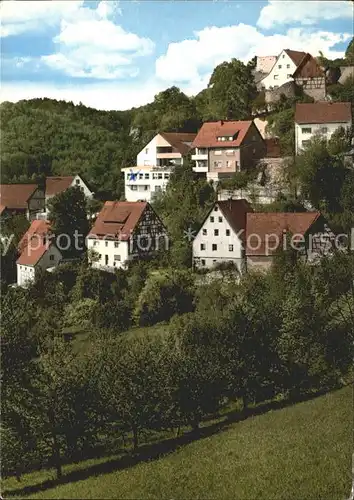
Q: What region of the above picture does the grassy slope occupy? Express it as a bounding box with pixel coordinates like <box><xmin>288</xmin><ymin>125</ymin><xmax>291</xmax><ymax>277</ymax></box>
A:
<box><xmin>3</xmin><ymin>386</ymin><xmax>352</xmax><ymax>500</ymax></box>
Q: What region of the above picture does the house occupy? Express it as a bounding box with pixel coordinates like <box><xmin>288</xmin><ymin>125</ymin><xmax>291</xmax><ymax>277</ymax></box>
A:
<box><xmin>295</xmin><ymin>101</ymin><xmax>352</xmax><ymax>154</ymax></box>
<box><xmin>245</xmin><ymin>211</ymin><xmax>335</xmax><ymax>271</ymax></box>
<box><xmin>0</xmin><ymin>184</ymin><xmax>45</xmax><ymax>220</ymax></box>
<box><xmin>193</xmin><ymin>199</ymin><xmax>253</xmax><ymax>271</ymax></box>
<box><xmin>136</xmin><ymin>132</ymin><xmax>196</xmax><ymax>168</ymax></box>
<box><xmin>259</xmin><ymin>49</ymin><xmax>307</xmax><ymax>90</ymax></box>
<box><xmin>16</xmin><ymin>219</ymin><xmax>62</xmax><ymax>286</ymax></box>
<box><xmin>191</xmin><ymin>120</ymin><xmax>266</xmax><ymax>183</ymax></box>
<box><xmin>121</xmin><ymin>166</ymin><xmax>172</xmax><ymax>202</ymax></box>
<box><xmin>123</xmin><ymin>132</ymin><xmax>196</xmax><ymax>202</ymax></box>
<box><xmin>43</xmin><ymin>175</ymin><xmax>93</xmax><ymax>215</ymax></box>
<box><xmin>256</xmin><ymin>55</ymin><xmax>277</xmax><ymax>74</ymax></box>
<box><xmin>87</xmin><ymin>201</ymin><xmax>168</xmax><ymax>271</ymax></box>
<box><xmin>292</xmin><ymin>54</ymin><xmax>326</xmax><ymax>101</ymax></box>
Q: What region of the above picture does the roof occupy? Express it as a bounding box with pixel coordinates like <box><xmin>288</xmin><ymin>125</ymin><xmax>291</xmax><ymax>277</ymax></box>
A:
<box><xmin>217</xmin><ymin>199</ymin><xmax>253</xmax><ymax>241</ymax></box>
<box><xmin>192</xmin><ymin>121</ymin><xmax>253</xmax><ymax>149</ymax></box>
<box><xmin>16</xmin><ymin>219</ymin><xmax>55</xmax><ymax>266</ymax></box>
<box><xmin>246</xmin><ymin>212</ymin><xmax>321</xmax><ymax>256</ymax></box>
<box><xmin>264</xmin><ymin>138</ymin><xmax>281</xmax><ymax>158</ymax></box>
<box><xmin>0</xmin><ymin>184</ymin><xmax>38</xmax><ymax>209</ymax></box>
<box><xmin>0</xmin><ymin>205</ymin><xmax>6</xmax><ymax>215</ymax></box>
<box><xmin>295</xmin><ymin>102</ymin><xmax>352</xmax><ymax>125</ymax></box>
<box><xmin>159</xmin><ymin>132</ymin><xmax>197</xmax><ymax>155</ymax></box>
<box><xmin>284</xmin><ymin>49</ymin><xmax>307</xmax><ymax>67</ymax></box>
<box><xmin>292</xmin><ymin>54</ymin><xmax>325</xmax><ymax>79</ymax></box>
<box><xmin>46</xmin><ymin>176</ymin><xmax>74</xmax><ymax>196</ymax></box>
<box><xmin>88</xmin><ymin>201</ymin><xmax>147</xmax><ymax>240</ymax></box>
<box><xmin>18</xmin><ymin>219</ymin><xmax>51</xmax><ymax>254</ymax></box>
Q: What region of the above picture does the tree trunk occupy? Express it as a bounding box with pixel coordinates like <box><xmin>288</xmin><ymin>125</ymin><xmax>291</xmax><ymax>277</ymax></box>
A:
<box><xmin>132</xmin><ymin>427</ymin><xmax>139</xmax><ymax>451</ymax></box>
<box><xmin>52</xmin><ymin>430</ymin><xmax>62</xmax><ymax>480</ymax></box>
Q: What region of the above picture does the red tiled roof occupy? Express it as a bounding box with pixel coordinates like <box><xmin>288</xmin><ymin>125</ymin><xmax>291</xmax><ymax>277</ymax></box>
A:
<box><xmin>246</xmin><ymin>212</ymin><xmax>321</xmax><ymax>256</ymax></box>
<box><xmin>0</xmin><ymin>184</ymin><xmax>38</xmax><ymax>209</ymax></box>
<box><xmin>160</xmin><ymin>132</ymin><xmax>197</xmax><ymax>155</ymax></box>
<box><xmin>46</xmin><ymin>176</ymin><xmax>74</xmax><ymax>196</ymax></box>
<box><xmin>192</xmin><ymin>121</ymin><xmax>253</xmax><ymax>149</ymax></box>
<box><xmin>17</xmin><ymin>241</ymin><xmax>50</xmax><ymax>266</ymax></box>
<box><xmin>18</xmin><ymin>220</ymin><xmax>51</xmax><ymax>254</ymax></box>
<box><xmin>284</xmin><ymin>49</ymin><xmax>307</xmax><ymax>67</ymax></box>
<box><xmin>295</xmin><ymin>102</ymin><xmax>352</xmax><ymax>124</ymax></box>
<box><xmin>293</xmin><ymin>54</ymin><xmax>325</xmax><ymax>79</ymax></box>
<box><xmin>88</xmin><ymin>201</ymin><xmax>147</xmax><ymax>240</ymax></box>
<box><xmin>264</xmin><ymin>138</ymin><xmax>281</xmax><ymax>158</ymax></box>
<box><xmin>217</xmin><ymin>199</ymin><xmax>253</xmax><ymax>241</ymax></box>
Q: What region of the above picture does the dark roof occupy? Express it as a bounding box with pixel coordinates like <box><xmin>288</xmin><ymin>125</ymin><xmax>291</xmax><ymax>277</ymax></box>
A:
<box><xmin>246</xmin><ymin>212</ymin><xmax>321</xmax><ymax>256</ymax></box>
<box><xmin>18</xmin><ymin>219</ymin><xmax>50</xmax><ymax>254</ymax></box>
<box><xmin>88</xmin><ymin>201</ymin><xmax>147</xmax><ymax>240</ymax></box>
<box><xmin>192</xmin><ymin>121</ymin><xmax>253</xmax><ymax>149</ymax></box>
<box><xmin>264</xmin><ymin>138</ymin><xmax>281</xmax><ymax>158</ymax></box>
<box><xmin>293</xmin><ymin>54</ymin><xmax>325</xmax><ymax>79</ymax></box>
<box><xmin>295</xmin><ymin>102</ymin><xmax>352</xmax><ymax>124</ymax></box>
<box><xmin>46</xmin><ymin>176</ymin><xmax>74</xmax><ymax>196</ymax></box>
<box><xmin>159</xmin><ymin>132</ymin><xmax>197</xmax><ymax>155</ymax></box>
<box><xmin>284</xmin><ymin>49</ymin><xmax>307</xmax><ymax>67</ymax></box>
<box><xmin>0</xmin><ymin>184</ymin><xmax>38</xmax><ymax>209</ymax></box>
<box><xmin>217</xmin><ymin>199</ymin><xmax>253</xmax><ymax>241</ymax></box>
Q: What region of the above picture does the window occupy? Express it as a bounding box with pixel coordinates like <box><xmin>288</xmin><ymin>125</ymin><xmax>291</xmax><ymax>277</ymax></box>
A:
<box><xmin>218</xmin><ymin>216</ymin><xmax>222</xmax><ymax>223</ymax></box>
<box><xmin>229</xmin><ymin>245</ymin><xmax>234</xmax><ymax>252</ymax></box>
<box><xmin>214</xmin><ymin>150</ymin><xmax>222</xmax><ymax>156</ymax></box>
<box><xmin>321</xmin><ymin>127</ymin><xmax>328</xmax><ymax>133</ymax></box>
<box><xmin>131</xmin><ymin>185</ymin><xmax>138</xmax><ymax>191</ymax></box>
<box><xmin>201</xmin><ymin>259</ymin><xmax>206</xmax><ymax>266</ymax></box>
<box><xmin>139</xmin><ymin>173</ymin><xmax>143</xmax><ymax>179</ymax></box>
<box><xmin>145</xmin><ymin>148</ymin><xmax>149</xmax><ymax>154</ymax></box>
<box><xmin>200</xmin><ymin>243</ymin><xmax>206</xmax><ymax>250</ymax></box>
<box><xmin>114</xmin><ymin>255</ymin><xmax>121</xmax><ymax>261</ymax></box>
<box><xmin>93</xmin><ymin>240</ymin><xmax>98</xmax><ymax>246</ymax></box>
<box><xmin>75</xmin><ymin>179</ymin><xmax>80</xmax><ymax>185</ymax></box>
<box><xmin>213</xmin><ymin>260</ymin><xmax>217</xmax><ymax>264</ymax></box>
<box><xmin>253</xmin><ymin>148</ymin><xmax>256</xmax><ymax>154</ymax></box>
<box><xmin>302</xmin><ymin>140</ymin><xmax>310</xmax><ymax>147</ymax></box>
<box><xmin>50</xmin><ymin>254</ymin><xmax>54</xmax><ymax>261</ymax></box>
<box><xmin>144</xmin><ymin>186</ymin><xmax>149</xmax><ymax>191</ymax></box>
<box><xmin>214</xmin><ymin>161</ymin><xmax>222</xmax><ymax>168</ymax></box>
<box><xmin>287</xmin><ymin>74</ymin><xmax>292</xmax><ymax>78</ymax></box>
<box><xmin>282</xmin><ymin>54</ymin><xmax>285</xmax><ymax>58</ymax></box>
<box><xmin>145</xmin><ymin>173</ymin><xmax>149</xmax><ymax>179</ymax></box>
<box><xmin>278</xmin><ymin>65</ymin><xmax>282</xmax><ymax>69</ymax></box>
<box><xmin>210</xmin><ymin>216</ymin><xmax>214</xmax><ymax>222</ymax></box>
<box><xmin>226</xmin><ymin>160</ymin><xmax>231</xmax><ymax>168</ymax></box>
<box><xmin>158</xmin><ymin>173</ymin><xmax>163</xmax><ymax>179</ymax></box>
<box><xmin>286</xmin><ymin>64</ymin><xmax>290</xmax><ymax>68</ymax></box>
<box><xmin>202</xmin><ymin>229</ymin><xmax>207</xmax><ymax>235</ymax></box>
<box><xmin>105</xmin><ymin>241</ymin><xmax>108</xmax><ymax>247</ymax></box>
<box><xmin>214</xmin><ymin>205</ymin><xmax>218</xmax><ymax>211</ymax></box>
<box><xmin>164</xmin><ymin>173</ymin><xmax>169</xmax><ymax>179</ymax></box>
<box><xmin>301</xmin><ymin>127</ymin><xmax>312</xmax><ymax>134</ymax></box>
<box><xmin>144</xmin><ymin>160</ymin><xmax>151</xmax><ymax>166</ymax></box>
<box><xmin>212</xmin><ymin>244</ymin><xmax>217</xmax><ymax>251</ymax></box>
<box><xmin>274</xmin><ymin>75</ymin><xmax>279</xmax><ymax>80</ymax></box>
<box><xmin>114</xmin><ymin>242</ymin><xmax>119</xmax><ymax>248</ymax></box>
<box><xmin>214</xmin><ymin>229</ymin><xmax>219</xmax><ymax>236</ymax></box>
<box><xmin>228</xmin><ymin>136</ymin><xmax>233</xmax><ymax>140</ymax></box>
<box><xmin>226</xmin><ymin>229</ymin><xmax>230</xmax><ymax>236</ymax></box>
<box><xmin>252</xmin><ymin>135</ymin><xmax>256</xmax><ymax>142</ymax></box>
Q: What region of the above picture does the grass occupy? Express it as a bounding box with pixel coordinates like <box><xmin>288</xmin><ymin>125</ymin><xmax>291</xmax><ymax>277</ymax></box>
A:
<box><xmin>2</xmin><ymin>386</ymin><xmax>352</xmax><ymax>500</ymax></box>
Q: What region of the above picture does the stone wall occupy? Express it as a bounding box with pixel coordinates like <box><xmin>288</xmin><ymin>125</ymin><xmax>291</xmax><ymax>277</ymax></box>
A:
<box><xmin>265</xmin><ymin>81</ymin><xmax>296</xmax><ymax>104</ymax></box>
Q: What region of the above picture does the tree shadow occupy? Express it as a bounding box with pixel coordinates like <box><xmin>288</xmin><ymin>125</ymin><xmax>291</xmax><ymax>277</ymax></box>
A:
<box><xmin>4</xmin><ymin>385</ymin><xmax>342</xmax><ymax>498</ymax></box>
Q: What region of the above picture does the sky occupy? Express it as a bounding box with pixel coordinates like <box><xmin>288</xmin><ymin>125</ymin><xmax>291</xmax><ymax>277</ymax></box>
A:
<box><xmin>1</xmin><ymin>0</ymin><xmax>353</xmax><ymax>110</ymax></box>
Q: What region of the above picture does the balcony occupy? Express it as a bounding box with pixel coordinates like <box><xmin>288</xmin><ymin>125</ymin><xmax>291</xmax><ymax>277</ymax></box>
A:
<box><xmin>193</xmin><ymin>161</ymin><xmax>208</xmax><ymax>173</ymax></box>
<box><xmin>156</xmin><ymin>152</ymin><xmax>181</xmax><ymax>159</ymax></box>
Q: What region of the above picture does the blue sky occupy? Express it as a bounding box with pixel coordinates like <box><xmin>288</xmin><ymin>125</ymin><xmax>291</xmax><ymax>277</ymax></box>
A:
<box><xmin>1</xmin><ymin>0</ymin><xmax>353</xmax><ymax>110</ymax></box>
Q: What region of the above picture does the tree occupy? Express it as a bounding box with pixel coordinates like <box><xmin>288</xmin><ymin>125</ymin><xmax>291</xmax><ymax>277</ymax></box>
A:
<box><xmin>345</xmin><ymin>36</ymin><xmax>354</xmax><ymax>64</ymax></box>
<box><xmin>48</xmin><ymin>186</ymin><xmax>89</xmax><ymax>257</ymax></box>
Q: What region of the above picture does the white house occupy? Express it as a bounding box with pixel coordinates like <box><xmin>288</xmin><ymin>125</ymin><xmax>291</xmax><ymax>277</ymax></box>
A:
<box><xmin>121</xmin><ymin>166</ymin><xmax>172</xmax><ymax>202</ymax></box>
<box><xmin>41</xmin><ymin>175</ymin><xmax>93</xmax><ymax>217</ymax></box>
<box><xmin>136</xmin><ymin>132</ymin><xmax>196</xmax><ymax>168</ymax></box>
<box><xmin>193</xmin><ymin>199</ymin><xmax>252</xmax><ymax>271</ymax></box>
<box><xmin>295</xmin><ymin>102</ymin><xmax>353</xmax><ymax>154</ymax></box>
<box><xmin>16</xmin><ymin>220</ymin><xmax>62</xmax><ymax>286</ymax></box>
<box><xmin>87</xmin><ymin>201</ymin><xmax>168</xmax><ymax>271</ymax></box>
<box><xmin>259</xmin><ymin>49</ymin><xmax>307</xmax><ymax>90</ymax></box>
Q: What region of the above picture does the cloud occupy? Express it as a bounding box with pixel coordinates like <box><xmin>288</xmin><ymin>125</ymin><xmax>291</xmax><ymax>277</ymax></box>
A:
<box><xmin>257</xmin><ymin>1</ymin><xmax>353</xmax><ymax>30</ymax></box>
<box><xmin>155</xmin><ymin>23</ymin><xmax>351</xmax><ymax>89</ymax></box>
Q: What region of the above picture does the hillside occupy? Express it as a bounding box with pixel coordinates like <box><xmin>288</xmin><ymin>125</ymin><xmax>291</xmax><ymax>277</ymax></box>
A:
<box><xmin>3</xmin><ymin>386</ymin><xmax>351</xmax><ymax>500</ymax></box>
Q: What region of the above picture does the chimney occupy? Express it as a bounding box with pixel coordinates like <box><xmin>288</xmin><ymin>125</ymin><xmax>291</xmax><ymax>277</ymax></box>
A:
<box><xmin>220</xmin><ymin>120</ymin><xmax>224</xmax><ymax>126</ymax></box>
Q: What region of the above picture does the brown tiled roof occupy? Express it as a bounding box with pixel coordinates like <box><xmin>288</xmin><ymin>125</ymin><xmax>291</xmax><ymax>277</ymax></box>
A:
<box><xmin>293</xmin><ymin>54</ymin><xmax>325</xmax><ymax>78</ymax></box>
<box><xmin>159</xmin><ymin>132</ymin><xmax>197</xmax><ymax>155</ymax></box>
<box><xmin>17</xmin><ymin>219</ymin><xmax>56</xmax><ymax>266</ymax></box>
<box><xmin>46</xmin><ymin>176</ymin><xmax>74</xmax><ymax>196</ymax></box>
<box><xmin>192</xmin><ymin>121</ymin><xmax>253</xmax><ymax>149</ymax></box>
<box><xmin>0</xmin><ymin>184</ymin><xmax>38</xmax><ymax>209</ymax></box>
<box><xmin>88</xmin><ymin>201</ymin><xmax>147</xmax><ymax>240</ymax></box>
<box><xmin>284</xmin><ymin>49</ymin><xmax>307</xmax><ymax>67</ymax></box>
<box><xmin>295</xmin><ymin>102</ymin><xmax>352</xmax><ymax>124</ymax></box>
<box><xmin>246</xmin><ymin>212</ymin><xmax>321</xmax><ymax>256</ymax></box>
<box><xmin>264</xmin><ymin>138</ymin><xmax>281</xmax><ymax>158</ymax></box>
<box><xmin>218</xmin><ymin>199</ymin><xmax>253</xmax><ymax>241</ymax></box>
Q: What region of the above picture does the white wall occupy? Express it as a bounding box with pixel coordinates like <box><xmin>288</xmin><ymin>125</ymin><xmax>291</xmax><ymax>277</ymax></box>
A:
<box><xmin>123</xmin><ymin>168</ymin><xmax>172</xmax><ymax>202</ymax></box>
<box><xmin>17</xmin><ymin>244</ymin><xmax>62</xmax><ymax>286</ymax></box>
<box><xmin>137</xmin><ymin>136</ymin><xmax>158</xmax><ymax>166</ymax></box>
<box><xmin>260</xmin><ymin>50</ymin><xmax>298</xmax><ymax>90</ymax></box>
<box><xmin>87</xmin><ymin>238</ymin><xmax>130</xmax><ymax>270</ymax></box>
<box><xmin>71</xmin><ymin>175</ymin><xmax>93</xmax><ymax>198</ymax></box>
<box><xmin>295</xmin><ymin>121</ymin><xmax>352</xmax><ymax>154</ymax></box>
<box><xmin>193</xmin><ymin>204</ymin><xmax>244</xmax><ymax>270</ymax></box>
